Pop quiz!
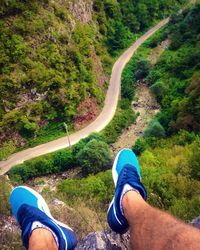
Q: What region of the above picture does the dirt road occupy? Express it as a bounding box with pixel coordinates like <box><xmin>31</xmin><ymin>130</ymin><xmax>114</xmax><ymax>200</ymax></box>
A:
<box><xmin>0</xmin><ymin>18</ymin><xmax>169</xmax><ymax>174</ymax></box>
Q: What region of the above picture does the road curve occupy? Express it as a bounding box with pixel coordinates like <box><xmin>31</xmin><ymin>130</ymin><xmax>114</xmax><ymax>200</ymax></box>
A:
<box><xmin>0</xmin><ymin>18</ymin><xmax>169</xmax><ymax>175</ymax></box>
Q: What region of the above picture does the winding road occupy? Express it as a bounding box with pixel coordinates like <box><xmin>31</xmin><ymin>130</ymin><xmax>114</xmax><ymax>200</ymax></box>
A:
<box><xmin>0</xmin><ymin>18</ymin><xmax>169</xmax><ymax>175</ymax></box>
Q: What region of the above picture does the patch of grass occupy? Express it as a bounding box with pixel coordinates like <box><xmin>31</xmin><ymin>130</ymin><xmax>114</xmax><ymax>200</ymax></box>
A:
<box><xmin>0</xmin><ymin>230</ymin><xmax>22</xmax><ymax>250</ymax></box>
<box><xmin>101</xmin><ymin>100</ymin><xmax>137</xmax><ymax>144</ymax></box>
<box><xmin>50</xmin><ymin>199</ymin><xmax>107</xmax><ymax>239</ymax></box>
<box><xmin>0</xmin><ymin>176</ymin><xmax>11</xmax><ymax>216</ymax></box>
<box><xmin>0</xmin><ymin>141</ymin><xmax>16</xmax><ymax>161</ymax></box>
<box><xmin>26</xmin><ymin>121</ymin><xmax>72</xmax><ymax>147</ymax></box>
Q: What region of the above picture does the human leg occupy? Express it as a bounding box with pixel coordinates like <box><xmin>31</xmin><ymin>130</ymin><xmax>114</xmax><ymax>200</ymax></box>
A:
<box><xmin>10</xmin><ymin>186</ymin><xmax>77</xmax><ymax>250</ymax></box>
<box><xmin>122</xmin><ymin>191</ymin><xmax>200</xmax><ymax>250</ymax></box>
<box><xmin>29</xmin><ymin>229</ymin><xmax>58</xmax><ymax>250</ymax></box>
<box><xmin>107</xmin><ymin>148</ymin><xmax>200</xmax><ymax>250</ymax></box>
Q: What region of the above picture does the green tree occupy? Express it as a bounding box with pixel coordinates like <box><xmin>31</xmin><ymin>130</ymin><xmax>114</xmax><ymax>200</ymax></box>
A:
<box><xmin>104</xmin><ymin>0</ymin><xmax>120</xmax><ymax>18</ymax></box>
<box><xmin>134</xmin><ymin>59</ymin><xmax>151</xmax><ymax>80</ymax></box>
<box><xmin>172</xmin><ymin>73</ymin><xmax>200</xmax><ymax>132</ymax></box>
<box><xmin>77</xmin><ymin>139</ymin><xmax>112</xmax><ymax>175</ymax></box>
<box><xmin>107</xmin><ymin>20</ymin><xmax>133</xmax><ymax>53</ymax></box>
<box><xmin>144</xmin><ymin>120</ymin><xmax>166</xmax><ymax>138</ymax></box>
<box><xmin>150</xmin><ymin>80</ymin><xmax>167</xmax><ymax>102</ymax></box>
<box><xmin>132</xmin><ymin>138</ymin><xmax>148</xmax><ymax>155</ymax></box>
<box><xmin>19</xmin><ymin>116</ymin><xmax>37</xmax><ymax>137</ymax></box>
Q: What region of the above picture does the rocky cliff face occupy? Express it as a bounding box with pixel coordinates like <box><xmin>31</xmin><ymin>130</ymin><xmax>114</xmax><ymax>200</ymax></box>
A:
<box><xmin>75</xmin><ymin>217</ymin><xmax>200</xmax><ymax>249</ymax></box>
<box><xmin>69</xmin><ymin>0</ymin><xmax>93</xmax><ymax>23</ymax></box>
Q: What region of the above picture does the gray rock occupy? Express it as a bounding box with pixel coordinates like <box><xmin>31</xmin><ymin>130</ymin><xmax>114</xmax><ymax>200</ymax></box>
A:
<box><xmin>75</xmin><ymin>230</ymin><xmax>131</xmax><ymax>250</ymax></box>
<box><xmin>191</xmin><ymin>216</ymin><xmax>200</xmax><ymax>229</ymax></box>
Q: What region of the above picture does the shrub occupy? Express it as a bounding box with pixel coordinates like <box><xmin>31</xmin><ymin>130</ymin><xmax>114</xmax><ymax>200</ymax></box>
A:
<box><xmin>132</xmin><ymin>138</ymin><xmax>148</xmax><ymax>155</ymax></box>
<box><xmin>121</xmin><ymin>78</ymin><xmax>135</xmax><ymax>101</ymax></box>
<box><xmin>0</xmin><ymin>141</ymin><xmax>16</xmax><ymax>161</ymax></box>
<box><xmin>147</xmin><ymin>69</ymin><xmax>163</xmax><ymax>85</ymax></box>
<box><xmin>57</xmin><ymin>170</ymin><xmax>114</xmax><ymax>204</ymax></box>
<box><xmin>174</xmin><ymin>130</ymin><xmax>196</xmax><ymax>146</ymax></box>
<box><xmin>77</xmin><ymin>139</ymin><xmax>112</xmax><ymax>176</ymax></box>
<box><xmin>53</xmin><ymin>149</ymin><xmax>75</xmax><ymax>172</ymax></box>
<box><xmin>150</xmin><ymin>80</ymin><xmax>167</xmax><ymax>102</ymax></box>
<box><xmin>144</xmin><ymin>120</ymin><xmax>166</xmax><ymax>138</ymax></box>
<box><xmin>19</xmin><ymin>116</ymin><xmax>37</xmax><ymax>137</ymax></box>
<box><xmin>0</xmin><ymin>176</ymin><xmax>11</xmax><ymax>216</ymax></box>
<box><xmin>170</xmin><ymin>196</ymin><xmax>200</xmax><ymax>221</ymax></box>
<box><xmin>72</xmin><ymin>133</ymin><xmax>106</xmax><ymax>157</ymax></box>
<box><xmin>102</xmin><ymin>103</ymin><xmax>136</xmax><ymax>144</ymax></box>
<box><xmin>134</xmin><ymin>59</ymin><xmax>151</xmax><ymax>80</ymax></box>
<box><xmin>106</xmin><ymin>20</ymin><xmax>134</xmax><ymax>54</ymax></box>
<box><xmin>189</xmin><ymin>139</ymin><xmax>200</xmax><ymax>181</ymax></box>
<box><xmin>8</xmin><ymin>148</ymin><xmax>75</xmax><ymax>182</ymax></box>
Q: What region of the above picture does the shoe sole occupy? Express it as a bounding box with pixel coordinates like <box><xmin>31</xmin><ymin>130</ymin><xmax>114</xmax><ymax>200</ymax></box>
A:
<box><xmin>107</xmin><ymin>197</ymin><xmax>123</xmax><ymax>226</ymax></box>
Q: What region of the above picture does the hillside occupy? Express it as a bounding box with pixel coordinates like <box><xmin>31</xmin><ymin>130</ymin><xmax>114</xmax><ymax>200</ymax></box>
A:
<box><xmin>0</xmin><ymin>0</ymin><xmax>186</xmax><ymax>159</ymax></box>
<box><xmin>0</xmin><ymin>1</ymin><xmax>200</xmax><ymax>249</ymax></box>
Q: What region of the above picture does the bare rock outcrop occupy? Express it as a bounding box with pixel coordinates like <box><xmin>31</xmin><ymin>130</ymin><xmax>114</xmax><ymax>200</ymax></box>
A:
<box><xmin>191</xmin><ymin>216</ymin><xmax>200</xmax><ymax>229</ymax></box>
<box><xmin>69</xmin><ymin>0</ymin><xmax>93</xmax><ymax>23</ymax></box>
<box><xmin>75</xmin><ymin>230</ymin><xmax>131</xmax><ymax>250</ymax></box>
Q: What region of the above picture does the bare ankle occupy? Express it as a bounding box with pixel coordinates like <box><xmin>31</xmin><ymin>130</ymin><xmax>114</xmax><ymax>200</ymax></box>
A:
<box><xmin>122</xmin><ymin>190</ymin><xmax>147</xmax><ymax>218</ymax></box>
<box><xmin>29</xmin><ymin>228</ymin><xmax>58</xmax><ymax>250</ymax></box>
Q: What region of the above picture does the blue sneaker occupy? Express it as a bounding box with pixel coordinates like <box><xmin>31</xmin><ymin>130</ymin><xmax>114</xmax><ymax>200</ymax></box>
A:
<box><xmin>107</xmin><ymin>149</ymin><xmax>147</xmax><ymax>233</ymax></box>
<box><xmin>10</xmin><ymin>186</ymin><xmax>77</xmax><ymax>250</ymax></box>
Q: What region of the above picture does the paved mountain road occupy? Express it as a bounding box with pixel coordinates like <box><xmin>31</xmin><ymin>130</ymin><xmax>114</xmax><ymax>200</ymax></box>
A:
<box><xmin>0</xmin><ymin>18</ymin><xmax>169</xmax><ymax>174</ymax></box>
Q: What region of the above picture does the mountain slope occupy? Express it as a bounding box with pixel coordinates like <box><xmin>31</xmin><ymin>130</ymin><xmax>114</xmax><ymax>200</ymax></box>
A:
<box><xmin>0</xmin><ymin>18</ymin><xmax>169</xmax><ymax>174</ymax></box>
<box><xmin>0</xmin><ymin>0</ymin><xmax>186</xmax><ymax>157</ymax></box>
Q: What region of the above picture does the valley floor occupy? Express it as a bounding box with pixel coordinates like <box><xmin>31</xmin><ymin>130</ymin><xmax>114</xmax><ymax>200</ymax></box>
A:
<box><xmin>112</xmin><ymin>83</ymin><xmax>159</xmax><ymax>154</ymax></box>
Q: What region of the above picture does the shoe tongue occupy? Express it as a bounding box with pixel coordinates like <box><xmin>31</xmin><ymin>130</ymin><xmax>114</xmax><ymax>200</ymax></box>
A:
<box><xmin>17</xmin><ymin>204</ymin><xmax>34</xmax><ymax>230</ymax></box>
<box><xmin>116</xmin><ymin>164</ymin><xmax>147</xmax><ymax>201</ymax></box>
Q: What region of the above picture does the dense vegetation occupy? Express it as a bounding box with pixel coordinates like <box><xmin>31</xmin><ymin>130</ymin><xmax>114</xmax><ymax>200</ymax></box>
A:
<box><xmin>7</xmin><ymin>1</ymin><xmax>199</xmax><ymax>189</ymax></box>
<box><xmin>8</xmin><ymin>133</ymin><xmax>112</xmax><ymax>181</ymax></box>
<box><xmin>1</xmin><ymin>3</ymin><xmax>200</xmax><ymax>249</ymax></box>
<box><xmin>57</xmin><ymin>132</ymin><xmax>200</xmax><ymax>223</ymax></box>
<box><xmin>129</xmin><ymin>4</ymin><xmax>200</xmax><ymax>155</ymax></box>
<box><xmin>148</xmin><ymin>4</ymin><xmax>200</xmax><ymax>135</ymax></box>
<box><xmin>57</xmin><ymin>5</ymin><xmax>200</xmax><ymax>225</ymax></box>
<box><xmin>0</xmin><ymin>0</ymin><xmax>108</xmax><ymax>154</ymax></box>
<box><xmin>0</xmin><ymin>0</ymin><xmax>186</xmax><ymax>158</ymax></box>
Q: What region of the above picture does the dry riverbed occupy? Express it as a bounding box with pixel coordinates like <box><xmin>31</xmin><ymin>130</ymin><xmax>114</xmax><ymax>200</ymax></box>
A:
<box><xmin>111</xmin><ymin>83</ymin><xmax>159</xmax><ymax>155</ymax></box>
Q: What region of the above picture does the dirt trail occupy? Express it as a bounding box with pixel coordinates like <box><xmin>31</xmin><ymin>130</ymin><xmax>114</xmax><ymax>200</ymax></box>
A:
<box><xmin>112</xmin><ymin>84</ymin><xmax>159</xmax><ymax>154</ymax></box>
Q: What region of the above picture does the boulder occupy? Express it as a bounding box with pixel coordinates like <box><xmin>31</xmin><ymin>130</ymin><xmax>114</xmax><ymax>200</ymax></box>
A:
<box><xmin>75</xmin><ymin>230</ymin><xmax>131</xmax><ymax>250</ymax></box>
